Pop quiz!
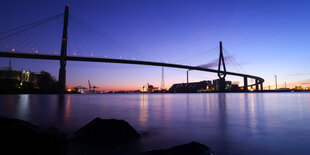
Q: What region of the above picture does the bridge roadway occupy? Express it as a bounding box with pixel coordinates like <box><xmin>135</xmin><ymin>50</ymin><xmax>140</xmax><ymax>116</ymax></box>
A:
<box><xmin>0</xmin><ymin>51</ymin><xmax>264</xmax><ymax>88</ymax></box>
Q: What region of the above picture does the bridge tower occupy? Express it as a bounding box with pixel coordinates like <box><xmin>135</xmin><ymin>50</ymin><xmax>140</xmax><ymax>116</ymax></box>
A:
<box><xmin>58</xmin><ymin>5</ymin><xmax>69</xmax><ymax>93</ymax></box>
<box><xmin>217</xmin><ymin>41</ymin><xmax>227</xmax><ymax>91</ymax></box>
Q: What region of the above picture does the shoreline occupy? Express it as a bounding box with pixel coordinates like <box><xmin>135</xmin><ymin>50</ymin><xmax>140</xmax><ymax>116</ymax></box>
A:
<box><xmin>0</xmin><ymin>116</ymin><xmax>215</xmax><ymax>155</ymax></box>
<box><xmin>0</xmin><ymin>91</ymin><xmax>309</xmax><ymax>95</ymax></box>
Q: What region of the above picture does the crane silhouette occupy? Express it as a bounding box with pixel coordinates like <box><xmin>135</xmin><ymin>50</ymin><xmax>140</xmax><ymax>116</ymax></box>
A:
<box><xmin>88</xmin><ymin>80</ymin><xmax>98</xmax><ymax>93</ymax></box>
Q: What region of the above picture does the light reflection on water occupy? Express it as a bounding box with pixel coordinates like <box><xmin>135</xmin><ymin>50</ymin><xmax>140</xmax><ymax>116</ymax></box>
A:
<box><xmin>0</xmin><ymin>93</ymin><xmax>310</xmax><ymax>154</ymax></box>
<box><xmin>139</xmin><ymin>94</ymin><xmax>148</xmax><ymax>127</ymax></box>
<box><xmin>17</xmin><ymin>94</ymin><xmax>30</xmax><ymax>119</ymax></box>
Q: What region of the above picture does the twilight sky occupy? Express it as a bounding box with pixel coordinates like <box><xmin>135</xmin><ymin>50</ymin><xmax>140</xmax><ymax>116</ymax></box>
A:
<box><xmin>0</xmin><ymin>0</ymin><xmax>310</xmax><ymax>90</ymax></box>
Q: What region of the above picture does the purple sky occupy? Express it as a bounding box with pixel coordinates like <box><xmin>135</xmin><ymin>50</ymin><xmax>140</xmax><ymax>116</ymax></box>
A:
<box><xmin>1</xmin><ymin>0</ymin><xmax>310</xmax><ymax>90</ymax></box>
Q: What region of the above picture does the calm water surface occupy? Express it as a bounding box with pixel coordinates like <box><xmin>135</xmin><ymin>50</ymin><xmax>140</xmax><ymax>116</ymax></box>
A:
<box><xmin>1</xmin><ymin>93</ymin><xmax>310</xmax><ymax>154</ymax></box>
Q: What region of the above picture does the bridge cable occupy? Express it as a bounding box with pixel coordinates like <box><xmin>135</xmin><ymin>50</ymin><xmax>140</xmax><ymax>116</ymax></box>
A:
<box><xmin>0</xmin><ymin>13</ymin><xmax>63</xmax><ymax>41</ymax></box>
<box><xmin>68</xmin><ymin>30</ymin><xmax>82</xmax><ymax>56</ymax></box>
<box><xmin>69</xmin><ymin>15</ymin><xmax>155</xmax><ymax>61</ymax></box>
<box><xmin>168</xmin><ymin>47</ymin><xmax>220</xmax><ymax>65</ymax></box>
<box><xmin>174</xmin><ymin>47</ymin><xmax>218</xmax><ymax>65</ymax></box>
<box><xmin>0</xmin><ymin>20</ymin><xmax>51</xmax><ymax>53</ymax></box>
<box><xmin>0</xmin><ymin>14</ymin><xmax>63</xmax><ymax>55</ymax></box>
<box><xmin>223</xmin><ymin>47</ymin><xmax>248</xmax><ymax>74</ymax></box>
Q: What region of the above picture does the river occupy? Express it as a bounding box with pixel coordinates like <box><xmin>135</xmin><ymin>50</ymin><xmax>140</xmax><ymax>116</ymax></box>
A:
<box><xmin>0</xmin><ymin>93</ymin><xmax>310</xmax><ymax>154</ymax></box>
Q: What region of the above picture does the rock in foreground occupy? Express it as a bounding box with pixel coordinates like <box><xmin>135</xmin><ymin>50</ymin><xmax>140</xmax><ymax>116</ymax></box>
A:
<box><xmin>71</xmin><ymin>117</ymin><xmax>140</xmax><ymax>148</ymax></box>
<box><xmin>141</xmin><ymin>142</ymin><xmax>215</xmax><ymax>155</ymax></box>
<box><xmin>0</xmin><ymin>116</ymin><xmax>67</xmax><ymax>155</ymax></box>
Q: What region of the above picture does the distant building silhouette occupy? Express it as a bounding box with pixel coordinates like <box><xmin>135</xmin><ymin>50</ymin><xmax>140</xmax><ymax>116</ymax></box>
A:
<box><xmin>169</xmin><ymin>80</ymin><xmax>213</xmax><ymax>93</ymax></box>
<box><xmin>0</xmin><ymin>68</ymin><xmax>58</xmax><ymax>93</ymax></box>
<box><xmin>141</xmin><ymin>83</ymin><xmax>158</xmax><ymax>93</ymax></box>
<box><xmin>230</xmin><ymin>84</ymin><xmax>241</xmax><ymax>91</ymax></box>
<box><xmin>213</xmin><ymin>79</ymin><xmax>232</xmax><ymax>91</ymax></box>
<box><xmin>169</xmin><ymin>79</ymin><xmax>242</xmax><ymax>93</ymax></box>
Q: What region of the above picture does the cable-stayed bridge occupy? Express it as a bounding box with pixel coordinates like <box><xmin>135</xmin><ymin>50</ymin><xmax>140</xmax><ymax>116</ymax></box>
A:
<box><xmin>0</xmin><ymin>5</ymin><xmax>264</xmax><ymax>93</ymax></box>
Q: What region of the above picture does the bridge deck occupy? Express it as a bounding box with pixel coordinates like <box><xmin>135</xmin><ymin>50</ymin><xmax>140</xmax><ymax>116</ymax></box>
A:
<box><xmin>0</xmin><ymin>52</ymin><xmax>264</xmax><ymax>83</ymax></box>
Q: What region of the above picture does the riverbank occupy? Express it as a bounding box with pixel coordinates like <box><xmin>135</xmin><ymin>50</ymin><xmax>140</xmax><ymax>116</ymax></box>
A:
<box><xmin>1</xmin><ymin>90</ymin><xmax>309</xmax><ymax>94</ymax></box>
<box><xmin>0</xmin><ymin>116</ymin><xmax>215</xmax><ymax>155</ymax></box>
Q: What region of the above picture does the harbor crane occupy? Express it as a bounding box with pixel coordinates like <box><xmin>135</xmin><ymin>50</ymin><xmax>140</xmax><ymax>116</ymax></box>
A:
<box><xmin>88</xmin><ymin>80</ymin><xmax>98</xmax><ymax>93</ymax></box>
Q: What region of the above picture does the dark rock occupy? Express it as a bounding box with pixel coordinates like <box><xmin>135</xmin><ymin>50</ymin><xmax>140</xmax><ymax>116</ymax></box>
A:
<box><xmin>0</xmin><ymin>116</ymin><xmax>68</xmax><ymax>155</ymax></box>
<box><xmin>70</xmin><ymin>117</ymin><xmax>140</xmax><ymax>148</ymax></box>
<box><xmin>141</xmin><ymin>142</ymin><xmax>215</xmax><ymax>155</ymax></box>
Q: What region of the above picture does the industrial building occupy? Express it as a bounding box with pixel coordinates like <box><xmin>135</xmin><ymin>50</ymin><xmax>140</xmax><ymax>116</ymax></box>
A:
<box><xmin>212</xmin><ymin>79</ymin><xmax>232</xmax><ymax>91</ymax></box>
<box><xmin>0</xmin><ymin>60</ymin><xmax>58</xmax><ymax>93</ymax></box>
<box><xmin>0</xmin><ymin>69</ymin><xmax>58</xmax><ymax>93</ymax></box>
<box><xmin>141</xmin><ymin>83</ymin><xmax>158</xmax><ymax>93</ymax></box>
<box><xmin>169</xmin><ymin>80</ymin><xmax>213</xmax><ymax>93</ymax></box>
<box><xmin>169</xmin><ymin>79</ymin><xmax>241</xmax><ymax>93</ymax></box>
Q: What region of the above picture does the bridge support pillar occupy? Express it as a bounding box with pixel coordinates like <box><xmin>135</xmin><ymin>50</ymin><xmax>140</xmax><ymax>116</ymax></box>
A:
<box><xmin>243</xmin><ymin>76</ymin><xmax>248</xmax><ymax>91</ymax></box>
<box><xmin>58</xmin><ymin>67</ymin><xmax>66</xmax><ymax>93</ymax></box>
<box><xmin>255</xmin><ymin>79</ymin><xmax>259</xmax><ymax>91</ymax></box>
<box><xmin>260</xmin><ymin>82</ymin><xmax>263</xmax><ymax>91</ymax></box>
<box><xmin>187</xmin><ymin>70</ymin><xmax>189</xmax><ymax>84</ymax></box>
<box><xmin>219</xmin><ymin>78</ymin><xmax>226</xmax><ymax>92</ymax></box>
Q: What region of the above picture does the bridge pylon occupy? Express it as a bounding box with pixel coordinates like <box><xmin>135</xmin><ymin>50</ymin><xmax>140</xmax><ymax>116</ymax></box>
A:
<box><xmin>217</xmin><ymin>41</ymin><xmax>227</xmax><ymax>92</ymax></box>
<box><xmin>243</xmin><ymin>76</ymin><xmax>248</xmax><ymax>91</ymax></box>
<box><xmin>255</xmin><ymin>79</ymin><xmax>259</xmax><ymax>91</ymax></box>
<box><xmin>58</xmin><ymin>5</ymin><xmax>69</xmax><ymax>93</ymax></box>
